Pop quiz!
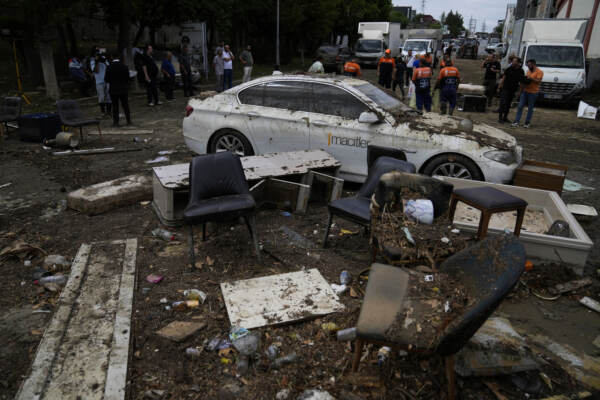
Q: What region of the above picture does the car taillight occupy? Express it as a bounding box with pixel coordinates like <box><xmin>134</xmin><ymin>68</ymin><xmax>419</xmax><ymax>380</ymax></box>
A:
<box><xmin>185</xmin><ymin>105</ymin><xmax>193</xmax><ymax>117</ymax></box>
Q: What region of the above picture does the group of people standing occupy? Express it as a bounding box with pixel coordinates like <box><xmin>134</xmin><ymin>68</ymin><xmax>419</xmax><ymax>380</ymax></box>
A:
<box><xmin>212</xmin><ymin>41</ymin><xmax>254</xmax><ymax>92</ymax></box>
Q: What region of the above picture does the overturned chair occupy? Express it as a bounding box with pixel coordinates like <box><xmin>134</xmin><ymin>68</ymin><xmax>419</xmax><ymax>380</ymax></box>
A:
<box><xmin>56</xmin><ymin>99</ymin><xmax>101</xmax><ymax>141</ymax></box>
<box><xmin>352</xmin><ymin>234</ymin><xmax>526</xmax><ymax>399</ymax></box>
<box><xmin>183</xmin><ymin>152</ymin><xmax>261</xmax><ymax>267</ymax></box>
<box><xmin>322</xmin><ymin>156</ymin><xmax>416</xmax><ymax>247</ymax></box>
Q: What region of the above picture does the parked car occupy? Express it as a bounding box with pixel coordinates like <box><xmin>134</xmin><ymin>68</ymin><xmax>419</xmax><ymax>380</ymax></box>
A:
<box><xmin>316</xmin><ymin>44</ymin><xmax>352</xmax><ymax>74</ymax></box>
<box><xmin>459</xmin><ymin>38</ymin><xmax>479</xmax><ymax>59</ymax></box>
<box><xmin>485</xmin><ymin>42</ymin><xmax>506</xmax><ymax>57</ymax></box>
<box><xmin>183</xmin><ymin>75</ymin><xmax>522</xmax><ymax>183</ymax></box>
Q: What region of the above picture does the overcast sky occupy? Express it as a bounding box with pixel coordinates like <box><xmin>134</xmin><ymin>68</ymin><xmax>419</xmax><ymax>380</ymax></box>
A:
<box><xmin>393</xmin><ymin>0</ymin><xmax>512</xmax><ymax>32</ymax></box>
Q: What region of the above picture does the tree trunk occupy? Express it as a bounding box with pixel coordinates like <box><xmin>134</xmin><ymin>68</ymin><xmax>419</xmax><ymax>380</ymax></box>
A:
<box><xmin>56</xmin><ymin>24</ymin><xmax>69</xmax><ymax>61</ymax></box>
<box><xmin>65</xmin><ymin>18</ymin><xmax>78</xmax><ymax>56</ymax></box>
<box><xmin>39</xmin><ymin>42</ymin><xmax>60</xmax><ymax>99</ymax></box>
<box><xmin>117</xmin><ymin>9</ymin><xmax>131</xmax><ymax>58</ymax></box>
<box><xmin>23</xmin><ymin>40</ymin><xmax>44</xmax><ymax>86</ymax></box>
<box><xmin>133</xmin><ymin>24</ymin><xmax>145</xmax><ymax>47</ymax></box>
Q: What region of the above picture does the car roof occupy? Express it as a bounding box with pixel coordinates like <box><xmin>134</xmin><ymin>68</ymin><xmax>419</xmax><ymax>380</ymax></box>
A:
<box><xmin>231</xmin><ymin>74</ymin><xmax>368</xmax><ymax>92</ymax></box>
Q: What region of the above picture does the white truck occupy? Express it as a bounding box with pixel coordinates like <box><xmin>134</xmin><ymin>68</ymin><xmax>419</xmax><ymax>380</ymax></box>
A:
<box><xmin>399</xmin><ymin>29</ymin><xmax>443</xmax><ymax>58</ymax></box>
<box><xmin>504</xmin><ymin>18</ymin><xmax>588</xmax><ymax>102</ymax></box>
<box><xmin>355</xmin><ymin>22</ymin><xmax>402</xmax><ymax>66</ymax></box>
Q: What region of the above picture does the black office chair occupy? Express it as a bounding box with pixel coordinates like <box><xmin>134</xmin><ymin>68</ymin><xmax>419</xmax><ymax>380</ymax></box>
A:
<box><xmin>0</xmin><ymin>97</ymin><xmax>23</xmax><ymax>132</ymax></box>
<box><xmin>322</xmin><ymin>156</ymin><xmax>416</xmax><ymax>247</ymax></box>
<box><xmin>56</xmin><ymin>100</ymin><xmax>101</xmax><ymax>141</ymax></box>
<box><xmin>183</xmin><ymin>152</ymin><xmax>261</xmax><ymax>267</ymax></box>
<box><xmin>352</xmin><ymin>234</ymin><xmax>526</xmax><ymax>399</ymax></box>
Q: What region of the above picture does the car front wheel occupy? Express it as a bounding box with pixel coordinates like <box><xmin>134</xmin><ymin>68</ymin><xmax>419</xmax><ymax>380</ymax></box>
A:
<box><xmin>422</xmin><ymin>154</ymin><xmax>483</xmax><ymax>181</ymax></box>
<box><xmin>209</xmin><ymin>130</ymin><xmax>254</xmax><ymax>156</ymax></box>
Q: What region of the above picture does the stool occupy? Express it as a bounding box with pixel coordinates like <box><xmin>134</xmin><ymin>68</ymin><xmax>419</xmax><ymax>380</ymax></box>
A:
<box><xmin>448</xmin><ymin>187</ymin><xmax>528</xmax><ymax>239</ymax></box>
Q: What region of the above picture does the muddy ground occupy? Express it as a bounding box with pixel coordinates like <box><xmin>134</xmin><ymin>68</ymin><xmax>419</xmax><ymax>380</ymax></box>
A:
<box><xmin>0</xmin><ymin>59</ymin><xmax>599</xmax><ymax>399</ymax></box>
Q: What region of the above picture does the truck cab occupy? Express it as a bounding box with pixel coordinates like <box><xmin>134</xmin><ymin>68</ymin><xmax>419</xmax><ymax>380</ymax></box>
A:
<box><xmin>401</xmin><ymin>39</ymin><xmax>434</xmax><ymax>57</ymax></box>
<box><xmin>520</xmin><ymin>42</ymin><xmax>586</xmax><ymax>102</ymax></box>
<box><xmin>355</xmin><ymin>35</ymin><xmax>385</xmax><ymax>66</ymax></box>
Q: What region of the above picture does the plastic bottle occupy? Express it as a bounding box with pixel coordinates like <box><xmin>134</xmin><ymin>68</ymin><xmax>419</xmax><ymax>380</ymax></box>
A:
<box><xmin>336</xmin><ymin>327</ymin><xmax>357</xmax><ymax>342</ymax></box>
<box><xmin>340</xmin><ymin>271</ymin><xmax>351</xmax><ymax>285</ymax></box>
<box><xmin>39</xmin><ymin>275</ymin><xmax>67</xmax><ymax>286</ymax></box>
<box><xmin>185</xmin><ymin>347</ymin><xmax>202</xmax><ymax>358</ymax></box>
<box><xmin>152</xmin><ymin>228</ymin><xmax>175</xmax><ymax>241</ymax></box>
<box><xmin>273</xmin><ymin>352</ymin><xmax>298</xmax><ymax>368</ymax></box>
<box><xmin>377</xmin><ymin>346</ymin><xmax>391</xmax><ymax>366</ymax></box>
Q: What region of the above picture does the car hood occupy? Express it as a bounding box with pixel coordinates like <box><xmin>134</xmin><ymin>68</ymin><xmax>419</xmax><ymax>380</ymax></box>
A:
<box><xmin>394</xmin><ymin>111</ymin><xmax>517</xmax><ymax>151</ymax></box>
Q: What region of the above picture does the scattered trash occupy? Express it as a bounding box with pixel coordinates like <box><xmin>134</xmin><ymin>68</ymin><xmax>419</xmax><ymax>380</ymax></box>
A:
<box><xmin>44</xmin><ymin>131</ymin><xmax>80</xmax><ymax>148</ymax></box>
<box><xmin>276</xmin><ymin>388</ymin><xmax>291</xmax><ymax>400</ymax></box>
<box><xmin>579</xmin><ymin>296</ymin><xmax>600</xmax><ymax>313</ymax></box>
<box><xmin>0</xmin><ymin>182</ymin><xmax>12</xmax><ymax>189</ymax></box>
<box><xmin>551</xmin><ymin>277</ymin><xmax>593</xmax><ymax>295</ymax></box>
<box><xmin>0</xmin><ymin>241</ymin><xmax>46</xmax><ymax>263</ymax></box>
<box><xmin>155</xmin><ymin>321</ymin><xmax>206</xmax><ymax>342</ymax></box>
<box><xmin>424</xmin><ymin>275</ymin><xmax>434</xmax><ymax>282</ymax></box>
<box><xmin>330</xmin><ymin>283</ymin><xmax>347</xmax><ymax>295</ymax></box>
<box><xmin>525</xmin><ymin>260</ymin><xmax>534</xmax><ymax>271</ymax></box>
<box><xmin>206</xmin><ymin>338</ymin><xmax>222</xmax><ymax>352</ymax></box>
<box><xmin>279</xmin><ymin>226</ymin><xmax>316</xmax><ymax>249</ymax></box>
<box><xmin>297</xmin><ymin>389</ymin><xmax>335</xmax><ymax>400</ymax></box>
<box><xmin>145</xmin><ymin>156</ymin><xmax>170</xmax><ymax>164</ymax></box>
<box><xmin>281</xmin><ymin>211</ymin><xmax>291</xmax><ymax>217</ymax></box>
<box><xmin>444</xmin><ymin>301</ymin><xmax>450</xmax><ymax>313</ymax></box>
<box><xmin>146</xmin><ymin>274</ymin><xmax>163</xmax><ymax>284</ymax></box>
<box><xmin>232</xmin><ymin>332</ymin><xmax>260</xmax><ymax>356</ymax></box>
<box><xmin>144</xmin><ymin>389</ymin><xmax>166</xmax><ymax>400</ymax></box>
<box><xmin>451</xmin><ymin>228</ymin><xmax>460</xmax><ymax>234</ymax></box>
<box><xmin>539</xmin><ymin>372</ymin><xmax>553</xmax><ymax>390</ymax></box>
<box><xmin>43</xmin><ymin>254</ymin><xmax>70</xmax><ymax>270</ymax></box>
<box><xmin>336</xmin><ymin>327</ymin><xmax>357</xmax><ymax>341</ymax></box>
<box><xmin>172</xmin><ymin>300</ymin><xmax>199</xmax><ymax>310</ymax></box>
<box><xmin>32</xmin><ymin>267</ymin><xmax>51</xmax><ymax>280</ymax></box>
<box><xmin>159</xmin><ymin>297</ymin><xmax>168</xmax><ymax>304</ymax></box>
<box><xmin>563</xmin><ymin>179</ymin><xmax>594</xmax><ymax>192</ymax></box>
<box><xmin>401</xmin><ymin>227</ymin><xmax>415</xmax><ymax>245</ymax></box>
<box><xmin>273</xmin><ymin>352</ymin><xmax>298</xmax><ymax>369</ymax></box>
<box><xmin>340</xmin><ymin>270</ymin><xmax>351</xmax><ymax>285</ymax></box>
<box><xmin>339</xmin><ymin>229</ymin><xmax>359</xmax><ymax>236</ymax></box>
<box><xmin>53</xmin><ymin>147</ymin><xmax>142</xmax><ymax>156</ymax></box>
<box><xmin>404</xmin><ymin>199</ymin><xmax>434</xmax><ymax>224</ymax></box>
<box><xmin>440</xmin><ymin>236</ymin><xmax>450</xmax><ymax>244</ymax></box>
<box><xmin>321</xmin><ymin>322</ymin><xmax>338</xmax><ymax>333</ymax></box>
<box><xmin>229</xmin><ymin>326</ymin><xmax>249</xmax><ymax>341</ymax></box>
<box><xmin>236</xmin><ymin>356</ymin><xmax>249</xmax><ymax>374</ymax></box>
<box><xmin>24</xmin><ymin>260</ymin><xmax>31</xmax><ymax>267</ymax></box>
<box><xmin>577</xmin><ymin>100</ymin><xmax>598</xmax><ymax>120</ymax></box>
<box><xmin>377</xmin><ymin>346</ymin><xmax>391</xmax><ymax>366</ymax></box>
<box><xmin>158</xmin><ymin>150</ymin><xmax>175</xmax><ymax>155</ymax></box>
<box><xmin>185</xmin><ymin>347</ymin><xmax>203</xmax><ymax>358</ymax></box>
<box><xmin>546</xmin><ymin>219</ymin><xmax>570</xmax><ymax>237</ymax></box>
<box><xmin>567</xmin><ymin>204</ymin><xmax>598</xmax><ymax>222</ymax></box>
<box><xmin>265</xmin><ymin>344</ymin><xmax>280</xmax><ymax>360</ymax></box>
<box><xmin>140</xmin><ymin>201</ymin><xmax>150</xmax><ymax>206</ymax></box>
<box><xmin>132</xmin><ymin>137</ymin><xmax>148</xmax><ymax>143</ymax></box>
<box><xmin>39</xmin><ymin>274</ymin><xmax>67</xmax><ymax>287</ymax></box>
<box><xmin>151</xmin><ymin>228</ymin><xmax>175</xmax><ymax>241</ymax></box>
<box><xmin>184</xmin><ymin>289</ymin><xmax>207</xmax><ymax>303</ymax></box>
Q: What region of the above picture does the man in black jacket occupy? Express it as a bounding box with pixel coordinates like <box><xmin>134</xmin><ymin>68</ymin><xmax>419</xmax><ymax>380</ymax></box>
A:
<box><xmin>497</xmin><ymin>56</ymin><xmax>524</xmax><ymax>123</ymax></box>
<box><xmin>105</xmin><ymin>55</ymin><xmax>132</xmax><ymax>126</ymax></box>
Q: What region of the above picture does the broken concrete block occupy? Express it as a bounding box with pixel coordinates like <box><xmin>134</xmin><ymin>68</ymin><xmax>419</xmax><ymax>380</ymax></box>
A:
<box><xmin>156</xmin><ymin>321</ymin><xmax>206</xmax><ymax>342</ymax></box>
<box><xmin>67</xmin><ymin>174</ymin><xmax>152</xmax><ymax>215</ymax></box>
<box><xmin>455</xmin><ymin>317</ymin><xmax>540</xmax><ymax>377</ymax></box>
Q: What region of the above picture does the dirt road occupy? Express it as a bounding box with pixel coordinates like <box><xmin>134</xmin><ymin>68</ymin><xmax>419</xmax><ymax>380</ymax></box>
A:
<box><xmin>0</xmin><ymin>59</ymin><xmax>598</xmax><ymax>399</ymax></box>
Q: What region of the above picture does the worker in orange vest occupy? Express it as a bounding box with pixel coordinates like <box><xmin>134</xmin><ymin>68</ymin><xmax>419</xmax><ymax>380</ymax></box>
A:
<box><xmin>412</xmin><ymin>57</ymin><xmax>433</xmax><ymax>112</ymax></box>
<box><xmin>435</xmin><ymin>59</ymin><xmax>460</xmax><ymax>115</ymax></box>
<box><xmin>343</xmin><ymin>58</ymin><xmax>362</xmax><ymax>77</ymax></box>
<box><xmin>377</xmin><ymin>49</ymin><xmax>395</xmax><ymax>89</ymax></box>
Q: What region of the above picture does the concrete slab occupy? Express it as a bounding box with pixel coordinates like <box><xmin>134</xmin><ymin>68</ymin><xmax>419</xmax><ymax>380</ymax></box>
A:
<box><xmin>156</xmin><ymin>321</ymin><xmax>207</xmax><ymax>342</ymax></box>
<box><xmin>16</xmin><ymin>239</ymin><xmax>138</xmax><ymax>400</ymax></box>
<box><xmin>67</xmin><ymin>174</ymin><xmax>152</xmax><ymax>215</ymax></box>
<box><xmin>220</xmin><ymin>269</ymin><xmax>345</xmax><ymax>330</ymax></box>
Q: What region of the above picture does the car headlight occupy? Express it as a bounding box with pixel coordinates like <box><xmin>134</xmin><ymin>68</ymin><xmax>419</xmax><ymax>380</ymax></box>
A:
<box><xmin>484</xmin><ymin>150</ymin><xmax>517</xmax><ymax>165</ymax></box>
<box><xmin>574</xmin><ymin>78</ymin><xmax>586</xmax><ymax>90</ymax></box>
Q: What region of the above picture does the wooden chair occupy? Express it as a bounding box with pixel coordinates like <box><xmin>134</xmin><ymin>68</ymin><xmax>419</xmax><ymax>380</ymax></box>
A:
<box><xmin>352</xmin><ymin>234</ymin><xmax>526</xmax><ymax>399</ymax></box>
<box><xmin>449</xmin><ymin>186</ymin><xmax>528</xmax><ymax>239</ymax></box>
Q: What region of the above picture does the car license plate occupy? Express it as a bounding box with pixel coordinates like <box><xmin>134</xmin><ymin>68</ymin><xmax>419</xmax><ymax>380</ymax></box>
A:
<box><xmin>545</xmin><ymin>93</ymin><xmax>562</xmax><ymax>99</ymax></box>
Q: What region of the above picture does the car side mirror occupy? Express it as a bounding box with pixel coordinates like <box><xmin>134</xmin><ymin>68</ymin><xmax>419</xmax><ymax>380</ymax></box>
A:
<box><xmin>358</xmin><ymin>111</ymin><xmax>380</xmax><ymax>124</ymax></box>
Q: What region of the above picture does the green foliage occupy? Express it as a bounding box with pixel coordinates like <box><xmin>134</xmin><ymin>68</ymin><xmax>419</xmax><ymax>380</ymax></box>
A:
<box><xmin>389</xmin><ymin>10</ymin><xmax>409</xmax><ymax>27</ymax></box>
<box><xmin>444</xmin><ymin>10</ymin><xmax>465</xmax><ymax>37</ymax></box>
<box><xmin>494</xmin><ymin>22</ymin><xmax>504</xmax><ymax>34</ymax></box>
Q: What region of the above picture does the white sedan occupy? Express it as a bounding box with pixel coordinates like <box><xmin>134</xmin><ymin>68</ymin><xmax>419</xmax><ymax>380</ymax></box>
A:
<box><xmin>183</xmin><ymin>75</ymin><xmax>522</xmax><ymax>183</ymax></box>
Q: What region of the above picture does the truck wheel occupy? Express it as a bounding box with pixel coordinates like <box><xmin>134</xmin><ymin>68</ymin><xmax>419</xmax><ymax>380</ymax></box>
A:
<box><xmin>209</xmin><ymin>130</ymin><xmax>254</xmax><ymax>156</ymax></box>
<box><xmin>422</xmin><ymin>154</ymin><xmax>483</xmax><ymax>181</ymax></box>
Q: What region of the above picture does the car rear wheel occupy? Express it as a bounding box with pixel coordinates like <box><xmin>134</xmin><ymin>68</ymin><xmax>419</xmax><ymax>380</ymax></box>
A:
<box><xmin>209</xmin><ymin>130</ymin><xmax>254</xmax><ymax>156</ymax></box>
<box><xmin>422</xmin><ymin>154</ymin><xmax>483</xmax><ymax>181</ymax></box>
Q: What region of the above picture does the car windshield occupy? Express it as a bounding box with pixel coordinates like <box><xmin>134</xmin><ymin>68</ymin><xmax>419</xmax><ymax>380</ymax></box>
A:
<box><xmin>355</xmin><ymin>83</ymin><xmax>402</xmax><ymax>112</ymax></box>
<box><xmin>318</xmin><ymin>45</ymin><xmax>338</xmax><ymax>55</ymax></box>
<box><xmin>404</xmin><ymin>41</ymin><xmax>428</xmax><ymax>51</ymax></box>
<box><xmin>356</xmin><ymin>40</ymin><xmax>382</xmax><ymax>52</ymax></box>
<box><xmin>527</xmin><ymin>45</ymin><xmax>584</xmax><ymax>69</ymax></box>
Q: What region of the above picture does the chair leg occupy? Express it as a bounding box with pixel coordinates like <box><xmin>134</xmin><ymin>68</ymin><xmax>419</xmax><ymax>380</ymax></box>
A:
<box><xmin>478</xmin><ymin>211</ymin><xmax>492</xmax><ymax>240</ymax></box>
<box><xmin>202</xmin><ymin>223</ymin><xmax>207</xmax><ymax>241</ymax></box>
<box><xmin>514</xmin><ymin>206</ymin><xmax>526</xmax><ymax>237</ymax></box>
<box><xmin>245</xmin><ymin>214</ymin><xmax>262</xmax><ymax>262</ymax></box>
<box><xmin>188</xmin><ymin>224</ymin><xmax>195</xmax><ymax>270</ymax></box>
<box><xmin>445</xmin><ymin>354</ymin><xmax>456</xmax><ymax>400</ymax></box>
<box><xmin>352</xmin><ymin>338</ymin><xmax>364</xmax><ymax>372</ymax></box>
<box><xmin>322</xmin><ymin>212</ymin><xmax>333</xmax><ymax>248</ymax></box>
<box><xmin>448</xmin><ymin>195</ymin><xmax>459</xmax><ymax>223</ymax></box>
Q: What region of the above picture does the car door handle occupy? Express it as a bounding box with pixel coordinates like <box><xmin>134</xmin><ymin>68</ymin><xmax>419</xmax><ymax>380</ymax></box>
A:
<box><xmin>246</xmin><ymin>112</ymin><xmax>261</xmax><ymax>118</ymax></box>
<box><xmin>312</xmin><ymin>120</ymin><xmax>327</xmax><ymax>127</ymax></box>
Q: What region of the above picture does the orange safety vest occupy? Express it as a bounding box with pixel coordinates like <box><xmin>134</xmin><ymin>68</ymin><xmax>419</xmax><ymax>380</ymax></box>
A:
<box><xmin>438</xmin><ymin>66</ymin><xmax>460</xmax><ymax>89</ymax></box>
<box><xmin>378</xmin><ymin>56</ymin><xmax>395</xmax><ymax>76</ymax></box>
<box><xmin>412</xmin><ymin>66</ymin><xmax>432</xmax><ymax>91</ymax></box>
<box><xmin>343</xmin><ymin>61</ymin><xmax>362</xmax><ymax>76</ymax></box>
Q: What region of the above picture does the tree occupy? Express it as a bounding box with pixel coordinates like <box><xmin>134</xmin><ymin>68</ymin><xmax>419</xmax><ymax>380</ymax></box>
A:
<box><xmin>444</xmin><ymin>10</ymin><xmax>465</xmax><ymax>37</ymax></box>
<box><xmin>494</xmin><ymin>22</ymin><xmax>504</xmax><ymax>35</ymax></box>
<box><xmin>389</xmin><ymin>10</ymin><xmax>409</xmax><ymax>27</ymax></box>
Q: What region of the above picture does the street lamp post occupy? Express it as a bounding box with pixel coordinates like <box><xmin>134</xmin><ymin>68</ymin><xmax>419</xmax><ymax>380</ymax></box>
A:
<box><xmin>276</xmin><ymin>0</ymin><xmax>280</xmax><ymax>66</ymax></box>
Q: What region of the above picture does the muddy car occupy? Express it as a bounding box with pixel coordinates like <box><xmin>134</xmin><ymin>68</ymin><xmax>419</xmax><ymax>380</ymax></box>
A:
<box><xmin>183</xmin><ymin>75</ymin><xmax>522</xmax><ymax>183</ymax></box>
<box><xmin>316</xmin><ymin>44</ymin><xmax>352</xmax><ymax>74</ymax></box>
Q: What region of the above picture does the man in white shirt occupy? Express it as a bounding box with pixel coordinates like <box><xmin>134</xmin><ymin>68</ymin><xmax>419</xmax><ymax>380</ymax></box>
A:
<box><xmin>308</xmin><ymin>57</ymin><xmax>324</xmax><ymax>73</ymax></box>
<box><xmin>405</xmin><ymin>50</ymin><xmax>416</xmax><ymax>87</ymax></box>
<box><xmin>90</xmin><ymin>51</ymin><xmax>111</xmax><ymax>115</ymax></box>
<box><xmin>222</xmin><ymin>45</ymin><xmax>234</xmax><ymax>90</ymax></box>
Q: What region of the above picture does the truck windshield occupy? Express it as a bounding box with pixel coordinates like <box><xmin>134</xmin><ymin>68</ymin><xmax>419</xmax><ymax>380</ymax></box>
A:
<box><xmin>355</xmin><ymin>83</ymin><xmax>401</xmax><ymax>112</ymax></box>
<box><xmin>527</xmin><ymin>45</ymin><xmax>584</xmax><ymax>69</ymax></box>
<box><xmin>356</xmin><ymin>40</ymin><xmax>382</xmax><ymax>52</ymax></box>
<box><xmin>404</xmin><ymin>41</ymin><xmax>428</xmax><ymax>52</ymax></box>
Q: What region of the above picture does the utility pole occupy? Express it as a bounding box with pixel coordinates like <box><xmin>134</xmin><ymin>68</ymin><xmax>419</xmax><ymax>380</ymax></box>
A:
<box><xmin>276</xmin><ymin>0</ymin><xmax>280</xmax><ymax>66</ymax></box>
<box><xmin>421</xmin><ymin>0</ymin><xmax>426</xmax><ymax>14</ymax></box>
<box><xmin>482</xmin><ymin>19</ymin><xmax>487</xmax><ymax>33</ymax></box>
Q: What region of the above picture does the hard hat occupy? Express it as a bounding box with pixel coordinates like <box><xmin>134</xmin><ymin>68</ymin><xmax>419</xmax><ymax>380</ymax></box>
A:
<box><xmin>385</xmin><ymin>49</ymin><xmax>391</xmax><ymax>54</ymax></box>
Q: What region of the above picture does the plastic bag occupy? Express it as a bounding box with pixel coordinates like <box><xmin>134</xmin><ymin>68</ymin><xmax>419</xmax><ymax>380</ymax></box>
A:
<box><xmin>407</xmin><ymin>81</ymin><xmax>415</xmax><ymax>99</ymax></box>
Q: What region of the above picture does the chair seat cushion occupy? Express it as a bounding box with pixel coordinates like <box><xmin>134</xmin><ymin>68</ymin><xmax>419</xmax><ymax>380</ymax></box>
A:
<box><xmin>63</xmin><ymin>119</ymin><xmax>100</xmax><ymax>127</ymax></box>
<box><xmin>328</xmin><ymin>196</ymin><xmax>371</xmax><ymax>224</ymax></box>
<box><xmin>454</xmin><ymin>187</ymin><xmax>527</xmax><ymax>210</ymax></box>
<box><xmin>183</xmin><ymin>194</ymin><xmax>256</xmax><ymax>223</ymax></box>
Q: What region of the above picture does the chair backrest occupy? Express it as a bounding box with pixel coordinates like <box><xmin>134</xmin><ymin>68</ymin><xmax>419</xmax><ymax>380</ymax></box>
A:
<box><xmin>2</xmin><ymin>97</ymin><xmax>22</xmax><ymax>119</ymax></box>
<box><xmin>56</xmin><ymin>100</ymin><xmax>83</xmax><ymax>124</ymax></box>
<box><xmin>436</xmin><ymin>234</ymin><xmax>526</xmax><ymax>355</ymax></box>
<box><xmin>358</xmin><ymin>156</ymin><xmax>416</xmax><ymax>198</ymax></box>
<box><xmin>188</xmin><ymin>152</ymin><xmax>250</xmax><ymax>203</ymax></box>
